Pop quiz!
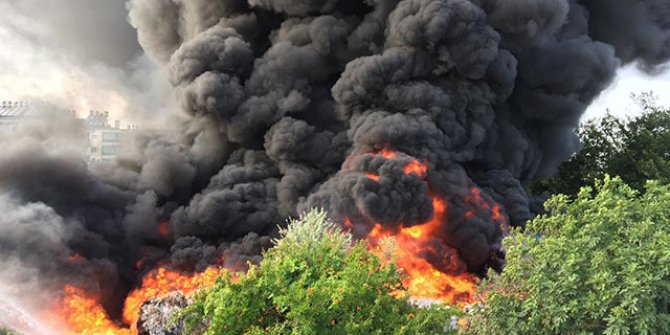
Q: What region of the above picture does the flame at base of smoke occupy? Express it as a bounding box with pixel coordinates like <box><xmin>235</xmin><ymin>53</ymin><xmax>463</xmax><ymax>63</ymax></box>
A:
<box><xmin>44</xmin><ymin>265</ymin><xmax>231</xmax><ymax>335</ymax></box>
<box><xmin>364</xmin><ymin>198</ymin><xmax>478</xmax><ymax>306</ymax></box>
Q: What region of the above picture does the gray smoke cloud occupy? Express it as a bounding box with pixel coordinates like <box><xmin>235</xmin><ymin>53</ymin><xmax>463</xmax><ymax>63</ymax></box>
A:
<box><xmin>579</xmin><ymin>0</ymin><xmax>670</xmax><ymax>70</ymax></box>
<box><xmin>2</xmin><ymin>0</ymin><xmax>670</xmax><ymax>323</ymax></box>
<box><xmin>3</xmin><ymin>0</ymin><xmax>140</xmax><ymax>67</ymax></box>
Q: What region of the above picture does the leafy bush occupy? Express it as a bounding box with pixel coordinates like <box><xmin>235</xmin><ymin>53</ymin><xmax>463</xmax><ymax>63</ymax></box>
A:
<box><xmin>467</xmin><ymin>177</ymin><xmax>670</xmax><ymax>335</ymax></box>
<box><xmin>181</xmin><ymin>209</ymin><xmax>459</xmax><ymax>334</ymax></box>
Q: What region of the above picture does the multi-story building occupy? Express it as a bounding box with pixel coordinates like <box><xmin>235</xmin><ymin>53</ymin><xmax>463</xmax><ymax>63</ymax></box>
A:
<box><xmin>85</xmin><ymin>110</ymin><xmax>138</xmax><ymax>164</ymax></box>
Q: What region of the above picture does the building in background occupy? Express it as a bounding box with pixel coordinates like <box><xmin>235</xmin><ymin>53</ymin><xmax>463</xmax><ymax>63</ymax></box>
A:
<box><xmin>0</xmin><ymin>101</ymin><xmax>75</xmax><ymax>132</ymax></box>
<box><xmin>0</xmin><ymin>101</ymin><xmax>138</xmax><ymax>164</ymax></box>
<box><xmin>86</xmin><ymin>110</ymin><xmax>138</xmax><ymax>164</ymax></box>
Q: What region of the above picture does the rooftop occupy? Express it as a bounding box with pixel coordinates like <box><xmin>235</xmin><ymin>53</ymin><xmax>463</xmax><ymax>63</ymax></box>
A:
<box><xmin>0</xmin><ymin>101</ymin><xmax>56</xmax><ymax>118</ymax></box>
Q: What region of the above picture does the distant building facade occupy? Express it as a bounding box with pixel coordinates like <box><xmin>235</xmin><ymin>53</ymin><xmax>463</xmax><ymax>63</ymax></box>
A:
<box><xmin>86</xmin><ymin>111</ymin><xmax>134</xmax><ymax>164</ymax></box>
<box><xmin>0</xmin><ymin>101</ymin><xmax>74</xmax><ymax>132</ymax></box>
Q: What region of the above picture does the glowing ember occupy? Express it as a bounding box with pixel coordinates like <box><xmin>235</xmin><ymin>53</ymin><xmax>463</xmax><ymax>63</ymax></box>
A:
<box><xmin>158</xmin><ymin>221</ymin><xmax>170</xmax><ymax>238</ymax></box>
<box><xmin>49</xmin><ymin>265</ymin><xmax>229</xmax><ymax>335</ymax></box>
<box><xmin>68</xmin><ymin>253</ymin><xmax>84</xmax><ymax>263</ymax></box>
<box><xmin>343</xmin><ymin>217</ymin><xmax>353</xmax><ymax>230</ymax></box>
<box><xmin>464</xmin><ymin>187</ymin><xmax>508</xmax><ymax>229</ymax></box>
<box><xmin>379</xmin><ymin>147</ymin><xmax>398</xmax><ymax>160</ymax></box>
<box><xmin>364</xmin><ymin>172</ymin><xmax>380</xmax><ymax>181</ymax></box>
<box><xmin>403</xmin><ymin>160</ymin><xmax>427</xmax><ymax>178</ymax></box>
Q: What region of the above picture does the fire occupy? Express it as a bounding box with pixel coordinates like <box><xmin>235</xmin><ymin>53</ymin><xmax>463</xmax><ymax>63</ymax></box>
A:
<box><xmin>351</xmin><ymin>148</ymin><xmax>506</xmax><ymax>305</ymax></box>
<box><xmin>48</xmin><ymin>265</ymin><xmax>229</xmax><ymax>335</ymax></box>
<box><xmin>366</xmin><ymin>197</ymin><xmax>478</xmax><ymax>305</ymax></box>
<box><xmin>68</xmin><ymin>253</ymin><xmax>84</xmax><ymax>263</ymax></box>
<box><xmin>48</xmin><ymin>147</ymin><xmax>506</xmax><ymax>333</ymax></box>
<box><xmin>465</xmin><ymin>187</ymin><xmax>508</xmax><ymax>228</ymax></box>
<box><xmin>403</xmin><ymin>160</ymin><xmax>427</xmax><ymax>177</ymax></box>
<box><xmin>122</xmin><ymin>267</ymin><xmax>224</xmax><ymax>327</ymax></box>
<box><xmin>362</xmin><ymin>147</ymin><xmax>427</xmax><ymax>181</ymax></box>
<box><xmin>48</xmin><ymin>286</ymin><xmax>130</xmax><ymax>335</ymax></box>
<box><xmin>365</xmin><ymin>172</ymin><xmax>380</xmax><ymax>181</ymax></box>
<box><xmin>379</xmin><ymin>148</ymin><xmax>398</xmax><ymax>159</ymax></box>
<box><xmin>158</xmin><ymin>221</ymin><xmax>171</xmax><ymax>238</ymax></box>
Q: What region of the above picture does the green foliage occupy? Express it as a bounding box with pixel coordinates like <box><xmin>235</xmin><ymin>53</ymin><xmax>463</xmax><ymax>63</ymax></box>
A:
<box><xmin>534</xmin><ymin>93</ymin><xmax>670</xmax><ymax>195</ymax></box>
<box><xmin>181</xmin><ymin>209</ymin><xmax>459</xmax><ymax>335</ymax></box>
<box><xmin>467</xmin><ymin>177</ymin><xmax>670</xmax><ymax>335</ymax></box>
<box><xmin>0</xmin><ymin>329</ymin><xmax>17</xmax><ymax>335</ymax></box>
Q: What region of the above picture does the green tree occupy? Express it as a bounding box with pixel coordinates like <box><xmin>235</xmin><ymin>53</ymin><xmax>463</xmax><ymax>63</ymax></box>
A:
<box><xmin>467</xmin><ymin>177</ymin><xmax>670</xmax><ymax>335</ymax></box>
<box><xmin>534</xmin><ymin>93</ymin><xmax>670</xmax><ymax>195</ymax></box>
<box><xmin>181</xmin><ymin>209</ymin><xmax>459</xmax><ymax>335</ymax></box>
<box><xmin>0</xmin><ymin>329</ymin><xmax>16</xmax><ymax>335</ymax></box>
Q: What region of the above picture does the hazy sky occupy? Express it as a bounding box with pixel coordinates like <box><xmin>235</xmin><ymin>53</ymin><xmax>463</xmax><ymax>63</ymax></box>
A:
<box><xmin>0</xmin><ymin>0</ymin><xmax>668</xmax><ymax>123</ymax></box>
<box><xmin>0</xmin><ymin>0</ymin><xmax>165</xmax><ymax>124</ymax></box>
<box><xmin>584</xmin><ymin>63</ymin><xmax>670</xmax><ymax>120</ymax></box>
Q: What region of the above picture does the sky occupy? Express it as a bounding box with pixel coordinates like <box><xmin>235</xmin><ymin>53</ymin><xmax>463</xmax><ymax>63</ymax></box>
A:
<box><xmin>0</xmin><ymin>0</ymin><xmax>167</xmax><ymax>126</ymax></box>
<box><xmin>584</xmin><ymin>63</ymin><xmax>670</xmax><ymax>121</ymax></box>
<box><xmin>0</xmin><ymin>0</ymin><xmax>668</xmax><ymax>125</ymax></box>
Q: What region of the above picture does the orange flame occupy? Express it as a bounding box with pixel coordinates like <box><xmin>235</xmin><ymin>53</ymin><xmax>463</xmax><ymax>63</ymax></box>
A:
<box><xmin>48</xmin><ymin>147</ymin><xmax>506</xmax><ymax>333</ymax></box>
<box><xmin>122</xmin><ymin>267</ymin><xmax>224</xmax><ymax>328</ymax></box>
<box><xmin>48</xmin><ymin>265</ymin><xmax>230</xmax><ymax>335</ymax></box>
<box><xmin>464</xmin><ymin>187</ymin><xmax>509</xmax><ymax>229</ymax></box>
<box><xmin>364</xmin><ymin>172</ymin><xmax>380</xmax><ymax>181</ymax></box>
<box><xmin>379</xmin><ymin>148</ymin><xmax>398</xmax><ymax>160</ymax></box>
<box><xmin>403</xmin><ymin>160</ymin><xmax>427</xmax><ymax>178</ymax></box>
<box><xmin>47</xmin><ymin>286</ymin><xmax>130</xmax><ymax>335</ymax></box>
<box><xmin>362</xmin><ymin>147</ymin><xmax>427</xmax><ymax>182</ymax></box>
<box><xmin>351</xmin><ymin>148</ymin><xmax>506</xmax><ymax>305</ymax></box>
<box><xmin>366</xmin><ymin>197</ymin><xmax>478</xmax><ymax>305</ymax></box>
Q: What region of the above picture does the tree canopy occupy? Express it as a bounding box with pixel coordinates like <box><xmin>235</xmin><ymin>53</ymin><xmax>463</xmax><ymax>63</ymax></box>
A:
<box><xmin>534</xmin><ymin>93</ymin><xmax>670</xmax><ymax>196</ymax></box>
<box><xmin>180</xmin><ymin>209</ymin><xmax>459</xmax><ymax>335</ymax></box>
<box><xmin>467</xmin><ymin>177</ymin><xmax>670</xmax><ymax>335</ymax></box>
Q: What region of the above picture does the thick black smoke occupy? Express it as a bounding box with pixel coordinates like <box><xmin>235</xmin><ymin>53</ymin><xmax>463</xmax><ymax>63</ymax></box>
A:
<box><xmin>1</xmin><ymin>0</ymin><xmax>669</xmax><ymax>321</ymax></box>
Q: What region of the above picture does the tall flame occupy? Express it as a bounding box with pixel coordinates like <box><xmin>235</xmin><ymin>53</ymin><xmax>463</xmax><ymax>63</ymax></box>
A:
<box><xmin>46</xmin><ymin>265</ymin><xmax>229</xmax><ymax>335</ymax></box>
<box><xmin>351</xmin><ymin>148</ymin><xmax>506</xmax><ymax>305</ymax></box>
<box><xmin>365</xmin><ymin>197</ymin><xmax>478</xmax><ymax>305</ymax></box>
<box><xmin>47</xmin><ymin>286</ymin><xmax>130</xmax><ymax>335</ymax></box>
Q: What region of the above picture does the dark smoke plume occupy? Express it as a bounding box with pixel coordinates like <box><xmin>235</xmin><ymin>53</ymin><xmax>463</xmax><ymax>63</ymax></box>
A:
<box><xmin>1</xmin><ymin>0</ymin><xmax>669</xmax><ymax>320</ymax></box>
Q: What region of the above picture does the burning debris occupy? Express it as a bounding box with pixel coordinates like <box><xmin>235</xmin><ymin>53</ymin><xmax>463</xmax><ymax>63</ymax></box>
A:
<box><xmin>41</xmin><ymin>266</ymin><xmax>229</xmax><ymax>335</ymax></box>
<box><xmin>136</xmin><ymin>293</ymin><xmax>190</xmax><ymax>335</ymax></box>
<box><xmin>1</xmin><ymin>0</ymin><xmax>670</xmax><ymax>333</ymax></box>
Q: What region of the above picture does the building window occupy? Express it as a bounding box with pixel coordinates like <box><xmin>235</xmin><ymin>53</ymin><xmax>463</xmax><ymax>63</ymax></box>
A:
<box><xmin>101</xmin><ymin>145</ymin><xmax>120</xmax><ymax>155</ymax></box>
<box><xmin>102</xmin><ymin>132</ymin><xmax>122</xmax><ymax>143</ymax></box>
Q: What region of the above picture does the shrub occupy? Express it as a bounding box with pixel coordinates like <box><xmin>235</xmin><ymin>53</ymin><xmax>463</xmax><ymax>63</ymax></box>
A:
<box><xmin>467</xmin><ymin>177</ymin><xmax>670</xmax><ymax>335</ymax></box>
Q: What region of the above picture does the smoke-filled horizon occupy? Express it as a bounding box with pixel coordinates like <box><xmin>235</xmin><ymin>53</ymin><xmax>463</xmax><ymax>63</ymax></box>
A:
<box><xmin>1</xmin><ymin>0</ymin><xmax>670</xmax><ymax>324</ymax></box>
<box><xmin>0</xmin><ymin>0</ymin><xmax>171</xmax><ymax>125</ymax></box>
